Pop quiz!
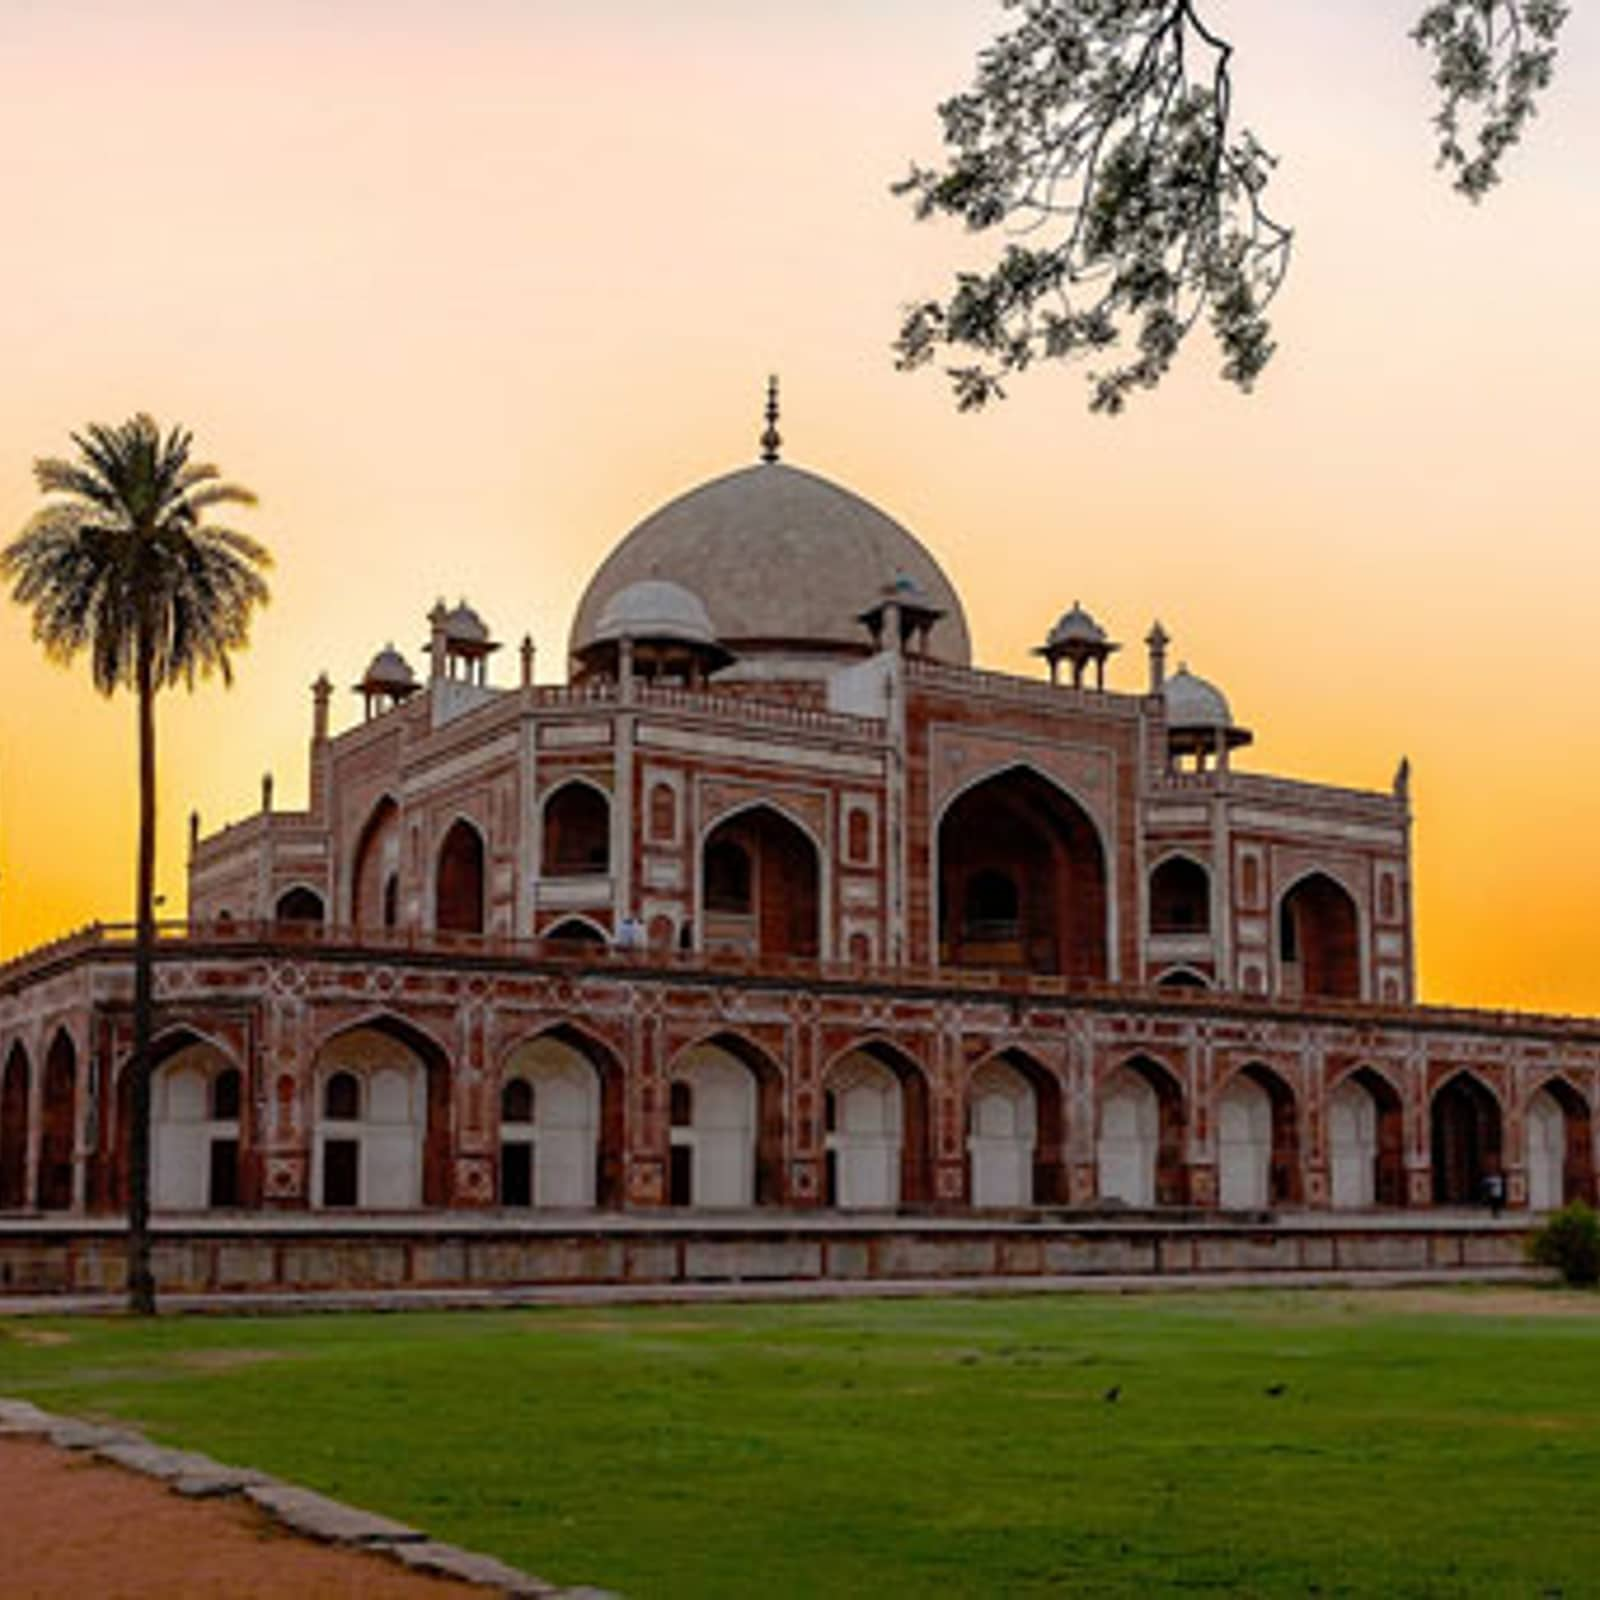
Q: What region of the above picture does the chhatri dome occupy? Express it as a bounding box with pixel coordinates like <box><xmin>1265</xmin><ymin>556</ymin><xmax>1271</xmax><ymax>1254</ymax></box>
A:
<box><xmin>593</xmin><ymin>578</ymin><xmax>719</xmax><ymax>647</ymax></box>
<box><xmin>568</xmin><ymin>380</ymin><xmax>972</xmax><ymax>677</ymax></box>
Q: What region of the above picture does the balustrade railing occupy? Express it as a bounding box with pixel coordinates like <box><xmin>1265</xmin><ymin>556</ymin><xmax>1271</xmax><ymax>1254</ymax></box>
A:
<box><xmin>2</xmin><ymin>916</ymin><xmax>1597</xmax><ymax>1040</ymax></box>
<box><xmin>1151</xmin><ymin>766</ymin><xmax>1403</xmax><ymax>816</ymax></box>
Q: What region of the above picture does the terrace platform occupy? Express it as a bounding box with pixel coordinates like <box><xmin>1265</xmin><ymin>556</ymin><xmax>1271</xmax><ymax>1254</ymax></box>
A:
<box><xmin>0</xmin><ymin>1209</ymin><xmax>1535</xmax><ymax>1302</ymax></box>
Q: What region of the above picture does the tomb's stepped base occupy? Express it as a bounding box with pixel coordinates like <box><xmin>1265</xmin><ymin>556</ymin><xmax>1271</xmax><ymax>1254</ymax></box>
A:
<box><xmin>0</xmin><ymin>1211</ymin><xmax>1534</xmax><ymax>1299</ymax></box>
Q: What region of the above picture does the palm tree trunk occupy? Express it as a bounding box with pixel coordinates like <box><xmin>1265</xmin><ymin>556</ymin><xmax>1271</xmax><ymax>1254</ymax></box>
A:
<box><xmin>127</xmin><ymin>635</ymin><xmax>157</xmax><ymax>1315</ymax></box>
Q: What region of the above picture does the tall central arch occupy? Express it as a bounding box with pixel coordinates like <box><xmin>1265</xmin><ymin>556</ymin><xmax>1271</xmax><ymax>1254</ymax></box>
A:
<box><xmin>938</xmin><ymin>766</ymin><xmax>1108</xmax><ymax>979</ymax></box>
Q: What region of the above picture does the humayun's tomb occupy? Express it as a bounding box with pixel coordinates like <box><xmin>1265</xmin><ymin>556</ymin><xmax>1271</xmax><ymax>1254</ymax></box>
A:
<box><xmin>2</xmin><ymin>393</ymin><xmax>1596</xmax><ymax>1294</ymax></box>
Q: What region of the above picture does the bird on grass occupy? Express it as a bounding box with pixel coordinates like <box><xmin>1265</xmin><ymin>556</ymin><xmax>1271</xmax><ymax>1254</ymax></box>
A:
<box><xmin>1265</xmin><ymin>1382</ymin><xmax>1288</xmax><ymax>1398</ymax></box>
<box><xmin>1103</xmin><ymin>1385</ymin><xmax>1121</xmax><ymax>1403</ymax></box>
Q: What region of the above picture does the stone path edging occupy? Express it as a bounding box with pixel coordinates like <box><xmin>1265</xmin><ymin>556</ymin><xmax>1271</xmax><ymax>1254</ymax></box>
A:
<box><xmin>0</xmin><ymin>1397</ymin><xmax>614</xmax><ymax>1599</ymax></box>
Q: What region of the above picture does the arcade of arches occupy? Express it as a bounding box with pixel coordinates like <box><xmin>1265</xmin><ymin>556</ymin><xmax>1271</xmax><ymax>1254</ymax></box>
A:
<box><xmin>3</xmin><ymin>1016</ymin><xmax>1596</xmax><ymax>1215</ymax></box>
<box><xmin>939</xmin><ymin>768</ymin><xmax>1108</xmax><ymax>980</ymax></box>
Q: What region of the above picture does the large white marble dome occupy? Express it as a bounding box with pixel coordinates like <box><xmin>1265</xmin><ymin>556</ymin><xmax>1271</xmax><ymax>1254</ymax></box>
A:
<box><xmin>569</xmin><ymin>461</ymin><xmax>972</xmax><ymax>675</ymax></box>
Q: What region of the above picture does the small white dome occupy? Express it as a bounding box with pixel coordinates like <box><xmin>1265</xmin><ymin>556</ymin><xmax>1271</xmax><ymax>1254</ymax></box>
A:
<box><xmin>594</xmin><ymin>579</ymin><xmax>718</xmax><ymax>647</ymax></box>
<box><xmin>1163</xmin><ymin>664</ymin><xmax>1234</xmax><ymax>728</ymax></box>
<box><xmin>1047</xmin><ymin>601</ymin><xmax>1107</xmax><ymax>648</ymax></box>
<box><xmin>362</xmin><ymin>644</ymin><xmax>416</xmax><ymax>689</ymax></box>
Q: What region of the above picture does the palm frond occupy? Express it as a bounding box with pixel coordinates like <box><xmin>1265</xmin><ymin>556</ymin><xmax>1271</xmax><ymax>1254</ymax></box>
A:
<box><xmin>4</xmin><ymin>414</ymin><xmax>271</xmax><ymax>697</ymax></box>
<box><xmin>178</xmin><ymin>482</ymin><xmax>259</xmax><ymax>518</ymax></box>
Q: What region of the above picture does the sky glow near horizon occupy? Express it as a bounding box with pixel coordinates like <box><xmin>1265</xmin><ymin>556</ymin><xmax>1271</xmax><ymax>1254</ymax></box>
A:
<box><xmin>0</xmin><ymin>1</ymin><xmax>1597</xmax><ymax>1012</ymax></box>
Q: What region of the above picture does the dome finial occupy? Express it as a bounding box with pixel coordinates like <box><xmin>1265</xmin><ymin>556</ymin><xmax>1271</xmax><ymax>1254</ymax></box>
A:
<box><xmin>759</xmin><ymin>374</ymin><xmax>781</xmax><ymax>464</ymax></box>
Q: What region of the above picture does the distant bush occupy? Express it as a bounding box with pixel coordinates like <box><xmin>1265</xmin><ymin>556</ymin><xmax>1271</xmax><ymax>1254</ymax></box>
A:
<box><xmin>1528</xmin><ymin>1202</ymin><xmax>1600</xmax><ymax>1287</ymax></box>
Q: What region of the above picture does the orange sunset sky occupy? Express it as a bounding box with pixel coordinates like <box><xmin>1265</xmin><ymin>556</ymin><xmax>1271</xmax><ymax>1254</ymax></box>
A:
<box><xmin>0</xmin><ymin>1</ymin><xmax>1597</xmax><ymax>1013</ymax></box>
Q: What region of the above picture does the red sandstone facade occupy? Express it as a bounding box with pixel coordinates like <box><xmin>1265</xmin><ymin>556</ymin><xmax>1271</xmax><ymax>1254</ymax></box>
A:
<box><xmin>0</xmin><ymin>450</ymin><xmax>1592</xmax><ymax>1222</ymax></box>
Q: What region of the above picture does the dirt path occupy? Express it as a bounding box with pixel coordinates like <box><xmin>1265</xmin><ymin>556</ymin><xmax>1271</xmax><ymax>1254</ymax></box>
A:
<box><xmin>0</xmin><ymin>1437</ymin><xmax>483</xmax><ymax>1598</ymax></box>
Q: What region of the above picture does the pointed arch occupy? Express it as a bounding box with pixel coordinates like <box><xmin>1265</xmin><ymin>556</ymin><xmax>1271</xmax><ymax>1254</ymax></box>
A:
<box><xmin>666</xmin><ymin>1029</ymin><xmax>786</xmax><ymax>1207</ymax></box>
<box><xmin>351</xmin><ymin>795</ymin><xmax>401</xmax><ymax>930</ymax></box>
<box><xmin>36</xmin><ymin>1028</ymin><xmax>77</xmax><ymax>1212</ymax></box>
<box><xmin>0</xmin><ymin>1042</ymin><xmax>29</xmax><ymax>1211</ymax></box>
<box><xmin>542</xmin><ymin>916</ymin><xmax>610</xmax><ymax>947</ymax></box>
<box><xmin>936</xmin><ymin>762</ymin><xmax>1109</xmax><ymax>980</ymax></box>
<box><xmin>1327</xmin><ymin>1064</ymin><xmax>1406</xmax><ymax>1208</ymax></box>
<box><xmin>311</xmin><ymin>1013</ymin><xmax>453</xmax><ymax>1208</ymax></box>
<box><xmin>274</xmin><ymin>884</ymin><xmax>326</xmax><ymax>925</ymax></box>
<box><xmin>1155</xmin><ymin>965</ymin><xmax>1212</xmax><ymax>990</ymax></box>
<box><xmin>700</xmin><ymin>803</ymin><xmax>822</xmax><ymax>961</ymax></box>
<box><xmin>435</xmin><ymin>815</ymin><xmax>487</xmax><ymax>935</ymax></box>
<box><xmin>497</xmin><ymin>1021</ymin><xmax>626</xmax><ymax>1208</ymax></box>
<box><xmin>1216</xmin><ymin>1062</ymin><xmax>1300</xmax><ymax>1208</ymax></box>
<box><xmin>147</xmin><ymin>1037</ymin><xmax>247</xmax><ymax>1211</ymax></box>
<box><xmin>1430</xmin><ymin>1070</ymin><xmax>1503</xmax><ymax>1206</ymax></box>
<box><xmin>1277</xmin><ymin>870</ymin><xmax>1362</xmax><ymax>1000</ymax></box>
<box><xmin>967</xmin><ymin>1046</ymin><xmax>1066</xmax><ymax>1206</ymax></box>
<box><xmin>542</xmin><ymin>779</ymin><xmax>612</xmax><ymax>877</ymax></box>
<box><xmin>1526</xmin><ymin>1074</ymin><xmax>1594</xmax><ymax>1209</ymax></box>
<box><xmin>822</xmin><ymin>1038</ymin><xmax>933</xmax><ymax>1207</ymax></box>
<box><xmin>110</xmin><ymin>1027</ymin><xmax>248</xmax><ymax>1211</ymax></box>
<box><xmin>1097</xmin><ymin>1053</ymin><xmax>1186</xmax><ymax>1207</ymax></box>
<box><xmin>1149</xmin><ymin>852</ymin><xmax>1211</xmax><ymax>936</ymax></box>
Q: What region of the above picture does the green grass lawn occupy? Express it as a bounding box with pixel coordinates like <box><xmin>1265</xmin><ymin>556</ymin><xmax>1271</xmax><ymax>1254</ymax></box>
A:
<box><xmin>3</xmin><ymin>1289</ymin><xmax>1599</xmax><ymax>1597</ymax></box>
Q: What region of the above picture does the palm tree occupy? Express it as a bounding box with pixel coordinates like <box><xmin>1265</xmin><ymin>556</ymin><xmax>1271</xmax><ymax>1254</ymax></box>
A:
<box><xmin>2</xmin><ymin>415</ymin><xmax>270</xmax><ymax>1313</ymax></box>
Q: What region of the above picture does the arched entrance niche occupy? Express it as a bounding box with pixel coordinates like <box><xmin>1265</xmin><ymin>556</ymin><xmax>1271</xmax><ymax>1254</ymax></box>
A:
<box><xmin>1156</xmin><ymin>967</ymin><xmax>1210</xmax><ymax>991</ymax></box>
<box><xmin>351</xmin><ymin>797</ymin><xmax>401</xmax><ymax>931</ymax></box>
<box><xmin>1217</xmin><ymin>1066</ymin><xmax>1299</xmax><ymax>1210</ymax></box>
<box><xmin>823</xmin><ymin>1042</ymin><xmax>931</xmax><ymax>1209</ymax></box>
<box><xmin>666</xmin><ymin>1035</ymin><xmax>783</xmax><ymax>1208</ymax></box>
<box><xmin>499</xmin><ymin>1028</ymin><xmax>624</xmax><ymax>1209</ymax></box>
<box><xmin>435</xmin><ymin>818</ymin><xmax>486</xmax><ymax>935</ymax></box>
<box><xmin>542</xmin><ymin>782</ymin><xmax>611</xmax><ymax>877</ymax></box>
<box><xmin>967</xmin><ymin>1050</ymin><xmax>1065</xmax><ymax>1207</ymax></box>
<box><xmin>0</xmin><ymin>1043</ymin><xmax>29</xmax><ymax>1210</ymax></box>
<box><xmin>1278</xmin><ymin>872</ymin><xmax>1360</xmax><ymax>1000</ymax></box>
<box><xmin>37</xmin><ymin>1030</ymin><xmax>76</xmax><ymax>1212</ymax></box>
<box><xmin>543</xmin><ymin>917</ymin><xmax>609</xmax><ymax>947</ymax></box>
<box><xmin>937</xmin><ymin>766</ymin><xmax>1107</xmax><ymax>979</ymax></box>
<box><xmin>274</xmin><ymin>886</ymin><xmax>325</xmax><ymax>926</ymax></box>
<box><xmin>701</xmin><ymin>806</ymin><xmax>821</xmax><ymax>960</ymax></box>
<box><xmin>1527</xmin><ymin>1079</ymin><xmax>1594</xmax><ymax>1211</ymax></box>
<box><xmin>311</xmin><ymin>1020</ymin><xmax>450</xmax><ymax>1210</ymax></box>
<box><xmin>1096</xmin><ymin>1056</ymin><xmax>1185</xmax><ymax>1207</ymax></box>
<box><xmin>150</xmin><ymin>1039</ymin><xmax>244</xmax><ymax>1211</ymax></box>
<box><xmin>1431</xmin><ymin>1072</ymin><xmax>1502</xmax><ymax>1205</ymax></box>
<box><xmin>1328</xmin><ymin>1068</ymin><xmax>1405</xmax><ymax>1209</ymax></box>
<box><xmin>1150</xmin><ymin>855</ymin><xmax>1210</xmax><ymax>935</ymax></box>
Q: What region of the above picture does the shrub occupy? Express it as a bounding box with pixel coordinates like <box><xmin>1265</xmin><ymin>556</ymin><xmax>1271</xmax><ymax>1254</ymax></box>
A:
<box><xmin>1528</xmin><ymin>1201</ymin><xmax>1600</xmax><ymax>1287</ymax></box>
